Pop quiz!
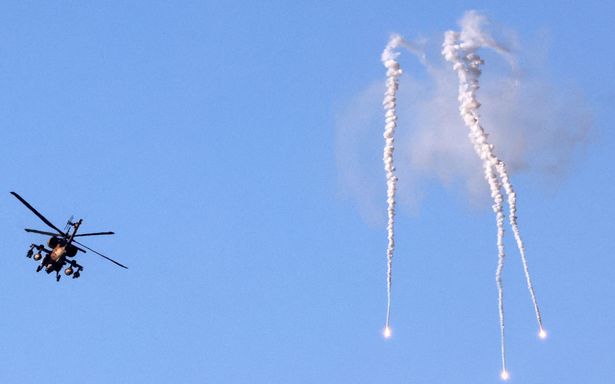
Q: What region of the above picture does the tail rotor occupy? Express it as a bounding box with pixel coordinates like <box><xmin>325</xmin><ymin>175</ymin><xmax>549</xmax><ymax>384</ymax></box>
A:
<box><xmin>64</xmin><ymin>215</ymin><xmax>74</xmax><ymax>233</ymax></box>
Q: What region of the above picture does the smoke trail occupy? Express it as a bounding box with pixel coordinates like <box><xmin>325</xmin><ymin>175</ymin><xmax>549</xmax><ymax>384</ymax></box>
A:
<box><xmin>381</xmin><ymin>34</ymin><xmax>403</xmax><ymax>337</ymax></box>
<box><xmin>457</xmin><ymin>11</ymin><xmax>545</xmax><ymax>335</ymax></box>
<box><xmin>496</xmin><ymin>161</ymin><xmax>545</xmax><ymax>334</ymax></box>
<box><xmin>442</xmin><ymin>25</ymin><xmax>509</xmax><ymax>378</ymax></box>
<box><xmin>442</xmin><ymin>11</ymin><xmax>548</xmax><ymax>377</ymax></box>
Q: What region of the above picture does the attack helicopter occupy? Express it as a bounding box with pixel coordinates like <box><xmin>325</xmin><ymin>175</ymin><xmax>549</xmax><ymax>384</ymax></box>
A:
<box><xmin>11</xmin><ymin>192</ymin><xmax>127</xmax><ymax>281</ymax></box>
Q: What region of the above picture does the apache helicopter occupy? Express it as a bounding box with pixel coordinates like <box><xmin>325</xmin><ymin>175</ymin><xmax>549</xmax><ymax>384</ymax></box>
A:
<box><xmin>11</xmin><ymin>192</ymin><xmax>127</xmax><ymax>281</ymax></box>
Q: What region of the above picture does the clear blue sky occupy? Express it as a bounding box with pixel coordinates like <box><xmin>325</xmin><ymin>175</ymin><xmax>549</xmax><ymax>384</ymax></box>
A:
<box><xmin>0</xmin><ymin>2</ymin><xmax>613</xmax><ymax>383</ymax></box>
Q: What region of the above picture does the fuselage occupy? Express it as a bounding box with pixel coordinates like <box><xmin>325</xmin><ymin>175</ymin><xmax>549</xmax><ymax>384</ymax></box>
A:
<box><xmin>50</xmin><ymin>245</ymin><xmax>67</xmax><ymax>262</ymax></box>
<box><xmin>47</xmin><ymin>219</ymin><xmax>82</xmax><ymax>263</ymax></box>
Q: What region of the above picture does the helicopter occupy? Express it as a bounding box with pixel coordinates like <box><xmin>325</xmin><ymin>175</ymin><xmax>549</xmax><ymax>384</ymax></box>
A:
<box><xmin>11</xmin><ymin>191</ymin><xmax>127</xmax><ymax>281</ymax></box>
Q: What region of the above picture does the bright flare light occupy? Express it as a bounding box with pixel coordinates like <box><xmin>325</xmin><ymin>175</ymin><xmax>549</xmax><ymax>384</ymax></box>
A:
<box><xmin>539</xmin><ymin>328</ymin><xmax>548</xmax><ymax>339</ymax></box>
<box><xmin>383</xmin><ymin>326</ymin><xmax>392</xmax><ymax>339</ymax></box>
<box><xmin>500</xmin><ymin>370</ymin><xmax>510</xmax><ymax>381</ymax></box>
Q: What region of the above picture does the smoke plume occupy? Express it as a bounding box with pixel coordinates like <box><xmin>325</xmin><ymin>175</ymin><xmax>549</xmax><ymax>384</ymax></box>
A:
<box><xmin>381</xmin><ymin>34</ymin><xmax>403</xmax><ymax>336</ymax></box>
<box><xmin>336</xmin><ymin>24</ymin><xmax>590</xmax><ymax>223</ymax></box>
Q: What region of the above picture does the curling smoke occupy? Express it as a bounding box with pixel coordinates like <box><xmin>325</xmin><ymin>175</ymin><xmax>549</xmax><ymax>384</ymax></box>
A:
<box><xmin>336</xmin><ymin>22</ymin><xmax>590</xmax><ymax>224</ymax></box>
<box><xmin>443</xmin><ymin>11</ymin><xmax>545</xmax><ymax>377</ymax></box>
<box><xmin>381</xmin><ymin>34</ymin><xmax>404</xmax><ymax>336</ymax></box>
<box><xmin>457</xmin><ymin>10</ymin><xmax>545</xmax><ymax>333</ymax></box>
<box><xmin>336</xmin><ymin>8</ymin><xmax>589</xmax><ymax>380</ymax></box>
<box><xmin>442</xmin><ymin>25</ymin><xmax>509</xmax><ymax>376</ymax></box>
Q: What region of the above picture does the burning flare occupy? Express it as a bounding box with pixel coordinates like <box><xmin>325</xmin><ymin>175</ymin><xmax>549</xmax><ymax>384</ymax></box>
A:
<box><xmin>383</xmin><ymin>326</ymin><xmax>392</xmax><ymax>339</ymax></box>
<box><xmin>500</xmin><ymin>370</ymin><xmax>510</xmax><ymax>381</ymax></box>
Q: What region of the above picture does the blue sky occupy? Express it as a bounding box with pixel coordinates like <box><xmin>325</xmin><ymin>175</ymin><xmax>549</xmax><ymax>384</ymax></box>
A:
<box><xmin>0</xmin><ymin>2</ymin><xmax>613</xmax><ymax>383</ymax></box>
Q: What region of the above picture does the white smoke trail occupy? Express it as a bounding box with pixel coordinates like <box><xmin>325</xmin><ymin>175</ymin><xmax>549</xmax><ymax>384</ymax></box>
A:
<box><xmin>457</xmin><ymin>11</ymin><xmax>545</xmax><ymax>335</ymax></box>
<box><xmin>442</xmin><ymin>26</ymin><xmax>509</xmax><ymax>378</ymax></box>
<box><xmin>443</xmin><ymin>11</ymin><xmax>547</xmax><ymax>378</ymax></box>
<box><xmin>381</xmin><ymin>34</ymin><xmax>403</xmax><ymax>338</ymax></box>
<box><xmin>496</xmin><ymin>161</ymin><xmax>545</xmax><ymax>334</ymax></box>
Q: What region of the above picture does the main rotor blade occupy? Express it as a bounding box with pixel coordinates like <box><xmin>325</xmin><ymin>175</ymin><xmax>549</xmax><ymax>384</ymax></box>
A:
<box><xmin>74</xmin><ymin>231</ymin><xmax>115</xmax><ymax>237</ymax></box>
<box><xmin>11</xmin><ymin>192</ymin><xmax>65</xmax><ymax>236</ymax></box>
<box><xmin>72</xmin><ymin>240</ymin><xmax>128</xmax><ymax>269</ymax></box>
<box><xmin>25</xmin><ymin>228</ymin><xmax>61</xmax><ymax>236</ymax></box>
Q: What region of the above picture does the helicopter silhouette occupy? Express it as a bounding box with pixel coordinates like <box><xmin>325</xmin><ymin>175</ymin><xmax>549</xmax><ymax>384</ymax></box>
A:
<box><xmin>11</xmin><ymin>192</ymin><xmax>127</xmax><ymax>281</ymax></box>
